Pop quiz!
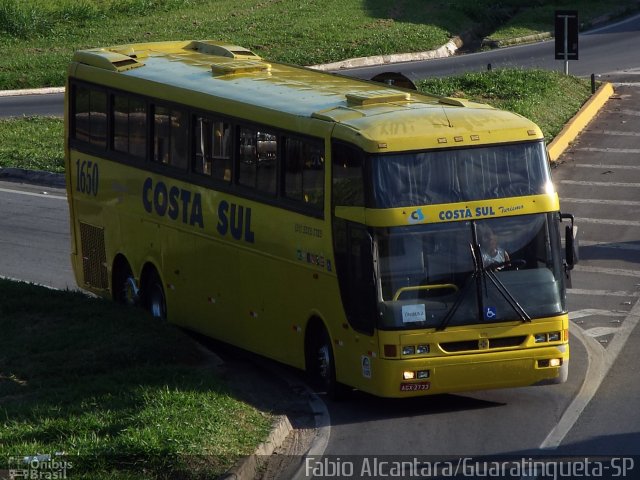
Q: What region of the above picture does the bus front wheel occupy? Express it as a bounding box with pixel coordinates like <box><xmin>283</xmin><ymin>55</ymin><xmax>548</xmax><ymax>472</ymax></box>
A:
<box><xmin>309</xmin><ymin>327</ymin><xmax>347</xmax><ymax>400</ymax></box>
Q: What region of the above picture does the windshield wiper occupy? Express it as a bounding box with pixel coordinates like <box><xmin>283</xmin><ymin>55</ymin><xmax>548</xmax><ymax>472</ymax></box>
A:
<box><xmin>471</xmin><ymin>222</ymin><xmax>531</xmax><ymax>323</ymax></box>
<box><xmin>437</xmin><ymin>222</ymin><xmax>530</xmax><ymax>331</ymax></box>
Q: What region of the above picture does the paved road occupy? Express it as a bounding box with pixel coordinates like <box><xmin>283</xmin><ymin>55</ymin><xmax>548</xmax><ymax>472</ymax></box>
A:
<box><xmin>0</xmin><ymin>180</ymin><xmax>76</xmax><ymax>290</ymax></box>
<box><xmin>0</xmin><ymin>92</ymin><xmax>64</xmax><ymax>118</ymax></box>
<box><xmin>551</xmin><ymin>84</ymin><xmax>640</xmax><ymax>455</ymax></box>
<box><xmin>341</xmin><ymin>13</ymin><xmax>640</xmax><ymax>83</ymax></box>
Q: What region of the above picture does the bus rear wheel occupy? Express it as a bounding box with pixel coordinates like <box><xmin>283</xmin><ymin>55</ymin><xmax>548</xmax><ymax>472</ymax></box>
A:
<box><xmin>143</xmin><ymin>270</ymin><xmax>167</xmax><ymax>321</ymax></box>
<box><xmin>113</xmin><ymin>259</ymin><xmax>139</xmax><ymax>306</ymax></box>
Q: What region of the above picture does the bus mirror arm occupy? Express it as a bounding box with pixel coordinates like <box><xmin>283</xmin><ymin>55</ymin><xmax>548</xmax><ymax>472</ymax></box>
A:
<box><xmin>560</xmin><ymin>213</ymin><xmax>579</xmax><ymax>270</ymax></box>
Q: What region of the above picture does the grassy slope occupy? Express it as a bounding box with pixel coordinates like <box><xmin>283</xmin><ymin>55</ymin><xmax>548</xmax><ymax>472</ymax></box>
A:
<box><xmin>1</xmin><ymin>0</ymin><xmax>635</xmax><ymax>90</ymax></box>
<box><xmin>0</xmin><ymin>279</ymin><xmax>272</xmax><ymax>479</ymax></box>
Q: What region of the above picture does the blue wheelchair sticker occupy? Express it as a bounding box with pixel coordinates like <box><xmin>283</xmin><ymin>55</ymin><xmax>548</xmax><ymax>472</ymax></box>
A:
<box><xmin>484</xmin><ymin>307</ymin><xmax>497</xmax><ymax>320</ymax></box>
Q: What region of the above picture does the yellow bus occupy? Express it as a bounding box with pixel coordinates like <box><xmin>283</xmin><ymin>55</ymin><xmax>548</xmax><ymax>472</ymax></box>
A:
<box><xmin>65</xmin><ymin>40</ymin><xmax>577</xmax><ymax>398</ymax></box>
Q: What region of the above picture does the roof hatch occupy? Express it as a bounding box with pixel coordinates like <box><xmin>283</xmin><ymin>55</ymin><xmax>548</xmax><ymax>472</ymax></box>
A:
<box><xmin>345</xmin><ymin>90</ymin><xmax>411</xmax><ymax>106</ymax></box>
<box><xmin>211</xmin><ymin>60</ymin><xmax>271</xmax><ymax>76</ymax></box>
<box><xmin>72</xmin><ymin>50</ymin><xmax>144</xmax><ymax>72</ymax></box>
<box><xmin>187</xmin><ymin>41</ymin><xmax>261</xmax><ymax>60</ymax></box>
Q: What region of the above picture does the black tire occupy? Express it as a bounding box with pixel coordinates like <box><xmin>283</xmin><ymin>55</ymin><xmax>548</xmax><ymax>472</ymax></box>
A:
<box><xmin>113</xmin><ymin>260</ymin><xmax>138</xmax><ymax>306</ymax></box>
<box><xmin>144</xmin><ymin>270</ymin><xmax>167</xmax><ymax>321</ymax></box>
<box><xmin>310</xmin><ymin>327</ymin><xmax>348</xmax><ymax>400</ymax></box>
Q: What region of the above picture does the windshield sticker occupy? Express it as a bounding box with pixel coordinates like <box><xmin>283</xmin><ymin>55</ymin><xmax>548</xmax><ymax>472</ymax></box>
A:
<box><xmin>408</xmin><ymin>208</ymin><xmax>425</xmax><ymax>224</ymax></box>
<box><xmin>402</xmin><ymin>304</ymin><xmax>426</xmax><ymax>323</ymax></box>
<box><xmin>438</xmin><ymin>206</ymin><xmax>496</xmax><ymax>222</ymax></box>
<box><xmin>484</xmin><ymin>307</ymin><xmax>497</xmax><ymax>321</ymax></box>
<box><xmin>498</xmin><ymin>204</ymin><xmax>524</xmax><ymax>214</ymax></box>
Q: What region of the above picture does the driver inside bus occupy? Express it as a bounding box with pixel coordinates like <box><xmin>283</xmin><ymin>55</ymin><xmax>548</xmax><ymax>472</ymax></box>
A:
<box><xmin>480</xmin><ymin>227</ymin><xmax>510</xmax><ymax>269</ymax></box>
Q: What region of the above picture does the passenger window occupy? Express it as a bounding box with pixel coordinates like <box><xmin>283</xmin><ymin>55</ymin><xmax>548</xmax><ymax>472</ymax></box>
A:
<box><xmin>73</xmin><ymin>84</ymin><xmax>107</xmax><ymax>148</ymax></box>
<box><xmin>113</xmin><ymin>95</ymin><xmax>147</xmax><ymax>159</ymax></box>
<box><xmin>153</xmin><ymin>106</ymin><xmax>187</xmax><ymax>169</ymax></box>
<box><xmin>284</xmin><ymin>137</ymin><xmax>324</xmax><ymax>209</ymax></box>
<box><xmin>238</xmin><ymin>126</ymin><xmax>277</xmax><ymax>195</ymax></box>
<box><xmin>194</xmin><ymin>116</ymin><xmax>232</xmax><ymax>182</ymax></box>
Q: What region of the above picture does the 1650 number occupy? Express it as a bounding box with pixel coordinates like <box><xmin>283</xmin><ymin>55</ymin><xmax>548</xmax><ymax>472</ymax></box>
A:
<box><xmin>76</xmin><ymin>160</ymin><xmax>99</xmax><ymax>196</ymax></box>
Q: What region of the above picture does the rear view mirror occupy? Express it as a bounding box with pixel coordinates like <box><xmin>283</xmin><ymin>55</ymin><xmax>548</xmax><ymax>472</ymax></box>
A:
<box><xmin>561</xmin><ymin>213</ymin><xmax>579</xmax><ymax>269</ymax></box>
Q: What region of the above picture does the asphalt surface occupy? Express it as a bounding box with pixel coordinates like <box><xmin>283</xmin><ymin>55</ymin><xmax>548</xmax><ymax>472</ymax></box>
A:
<box><xmin>551</xmin><ymin>84</ymin><xmax>640</xmax><ymax>455</ymax></box>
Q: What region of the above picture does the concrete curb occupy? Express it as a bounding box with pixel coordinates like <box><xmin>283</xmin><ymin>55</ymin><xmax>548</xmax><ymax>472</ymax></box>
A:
<box><xmin>0</xmin><ymin>87</ymin><xmax>65</xmax><ymax>97</ymax></box>
<box><xmin>219</xmin><ymin>415</ymin><xmax>293</xmax><ymax>480</ymax></box>
<box><xmin>311</xmin><ymin>36</ymin><xmax>463</xmax><ymax>71</ymax></box>
<box><xmin>0</xmin><ymin>167</ymin><xmax>66</xmax><ymax>189</ymax></box>
<box><xmin>547</xmin><ymin>82</ymin><xmax>615</xmax><ymax>163</ymax></box>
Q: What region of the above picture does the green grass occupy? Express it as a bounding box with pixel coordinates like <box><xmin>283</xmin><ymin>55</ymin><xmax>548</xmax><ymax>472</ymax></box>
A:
<box><xmin>418</xmin><ymin>69</ymin><xmax>593</xmax><ymax>143</ymax></box>
<box><xmin>1</xmin><ymin>0</ymin><xmax>637</xmax><ymax>89</ymax></box>
<box><xmin>0</xmin><ymin>117</ymin><xmax>63</xmax><ymax>172</ymax></box>
<box><xmin>0</xmin><ymin>279</ymin><xmax>272</xmax><ymax>479</ymax></box>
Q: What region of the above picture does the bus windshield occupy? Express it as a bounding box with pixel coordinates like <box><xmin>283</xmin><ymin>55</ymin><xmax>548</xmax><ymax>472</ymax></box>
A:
<box><xmin>370</xmin><ymin>141</ymin><xmax>551</xmax><ymax>207</ymax></box>
<box><xmin>376</xmin><ymin>214</ymin><xmax>566</xmax><ymax>330</ymax></box>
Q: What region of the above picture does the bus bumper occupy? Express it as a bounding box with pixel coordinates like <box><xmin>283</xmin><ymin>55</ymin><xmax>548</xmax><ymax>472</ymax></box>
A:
<box><xmin>358</xmin><ymin>344</ymin><xmax>569</xmax><ymax>398</ymax></box>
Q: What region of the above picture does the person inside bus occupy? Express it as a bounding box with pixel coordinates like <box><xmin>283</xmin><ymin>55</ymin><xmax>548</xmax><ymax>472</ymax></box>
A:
<box><xmin>480</xmin><ymin>227</ymin><xmax>510</xmax><ymax>269</ymax></box>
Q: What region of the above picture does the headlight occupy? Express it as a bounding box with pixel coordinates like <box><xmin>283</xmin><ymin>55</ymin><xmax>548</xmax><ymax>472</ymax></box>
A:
<box><xmin>402</xmin><ymin>346</ymin><xmax>415</xmax><ymax>356</ymax></box>
<box><xmin>417</xmin><ymin>370</ymin><xmax>430</xmax><ymax>379</ymax></box>
<box><xmin>548</xmin><ymin>332</ymin><xmax>561</xmax><ymax>342</ymax></box>
<box><xmin>534</xmin><ymin>333</ymin><xmax>547</xmax><ymax>343</ymax></box>
<box><xmin>416</xmin><ymin>344</ymin><xmax>430</xmax><ymax>354</ymax></box>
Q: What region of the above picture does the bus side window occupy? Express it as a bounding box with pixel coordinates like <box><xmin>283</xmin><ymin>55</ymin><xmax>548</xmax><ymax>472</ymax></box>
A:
<box><xmin>194</xmin><ymin>116</ymin><xmax>232</xmax><ymax>182</ymax></box>
<box><xmin>283</xmin><ymin>137</ymin><xmax>324</xmax><ymax>210</ymax></box>
<box><xmin>113</xmin><ymin>95</ymin><xmax>147</xmax><ymax>159</ymax></box>
<box><xmin>73</xmin><ymin>84</ymin><xmax>107</xmax><ymax>149</ymax></box>
<box><xmin>212</xmin><ymin>120</ymin><xmax>232</xmax><ymax>182</ymax></box>
<box><xmin>333</xmin><ymin>219</ymin><xmax>376</xmax><ymax>335</ymax></box>
<box><xmin>332</xmin><ymin>142</ymin><xmax>364</xmax><ymax>206</ymax></box>
<box><xmin>238</xmin><ymin>126</ymin><xmax>277</xmax><ymax>195</ymax></box>
<box><xmin>153</xmin><ymin>106</ymin><xmax>187</xmax><ymax>170</ymax></box>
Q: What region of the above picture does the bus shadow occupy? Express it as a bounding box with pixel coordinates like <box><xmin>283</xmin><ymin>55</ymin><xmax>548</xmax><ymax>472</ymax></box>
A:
<box><xmin>578</xmin><ymin>241</ymin><xmax>640</xmax><ymax>264</ymax></box>
<box><xmin>328</xmin><ymin>389</ymin><xmax>504</xmax><ymax>423</ymax></box>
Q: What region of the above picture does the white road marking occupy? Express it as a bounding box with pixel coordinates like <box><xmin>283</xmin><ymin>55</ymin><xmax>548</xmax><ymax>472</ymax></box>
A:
<box><xmin>576</xmin><ymin>217</ymin><xmax>640</xmax><ymax>227</ymax></box>
<box><xmin>573</xmin><ymin>163</ymin><xmax>640</xmax><ymax>169</ymax></box>
<box><xmin>568</xmin><ymin>289</ymin><xmax>640</xmax><ymax>298</ymax></box>
<box><xmin>569</xmin><ymin>309</ymin><xmax>627</xmax><ymax>320</ymax></box>
<box><xmin>541</xmin><ymin>301</ymin><xmax>640</xmax><ymax>449</ymax></box>
<box><xmin>584</xmin><ymin>130</ymin><xmax>640</xmax><ymax>137</ymax></box>
<box><xmin>560</xmin><ymin>180</ymin><xmax>640</xmax><ymax>187</ymax></box>
<box><xmin>584</xmin><ymin>326</ymin><xmax>620</xmax><ymax>338</ymax></box>
<box><xmin>574</xmin><ymin>265</ymin><xmax>640</xmax><ymax>278</ymax></box>
<box><xmin>572</xmin><ymin>147</ymin><xmax>640</xmax><ymax>153</ymax></box>
<box><xmin>561</xmin><ymin>198</ymin><xmax>640</xmax><ymax>207</ymax></box>
<box><xmin>0</xmin><ymin>186</ymin><xmax>66</xmax><ymax>200</ymax></box>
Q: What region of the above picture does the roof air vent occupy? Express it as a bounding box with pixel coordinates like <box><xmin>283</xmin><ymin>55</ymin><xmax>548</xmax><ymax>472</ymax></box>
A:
<box><xmin>345</xmin><ymin>90</ymin><xmax>411</xmax><ymax>106</ymax></box>
<box><xmin>188</xmin><ymin>41</ymin><xmax>261</xmax><ymax>60</ymax></box>
<box><xmin>211</xmin><ymin>60</ymin><xmax>271</xmax><ymax>75</ymax></box>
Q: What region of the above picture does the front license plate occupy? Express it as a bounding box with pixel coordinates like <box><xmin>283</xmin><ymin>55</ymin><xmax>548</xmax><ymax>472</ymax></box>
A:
<box><xmin>400</xmin><ymin>382</ymin><xmax>430</xmax><ymax>392</ymax></box>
